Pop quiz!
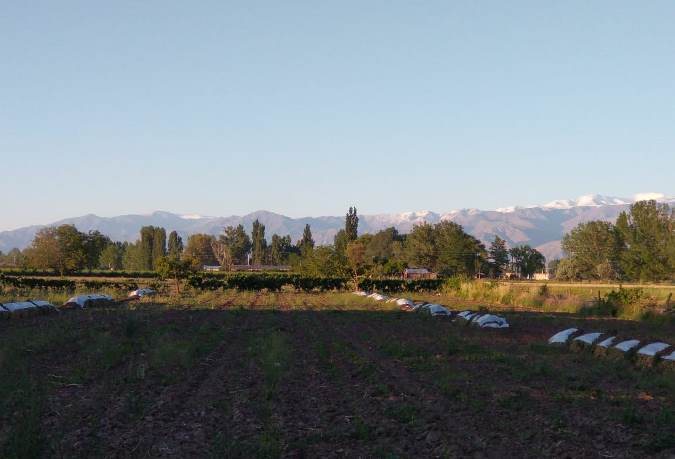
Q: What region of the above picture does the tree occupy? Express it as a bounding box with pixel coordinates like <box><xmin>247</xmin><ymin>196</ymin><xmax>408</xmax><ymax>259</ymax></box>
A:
<box><xmin>155</xmin><ymin>256</ymin><xmax>192</xmax><ymax>294</ymax></box>
<box><xmin>56</xmin><ymin>225</ymin><xmax>88</xmax><ymax>274</ymax></box>
<box><xmin>509</xmin><ymin>245</ymin><xmax>545</xmax><ymax>278</ymax></box>
<box><xmin>184</xmin><ymin>234</ymin><xmax>217</xmax><ymax>267</ymax></box>
<box><xmin>25</xmin><ymin>228</ymin><xmax>60</xmax><ymax>271</ymax></box>
<box><xmin>83</xmin><ymin>230</ymin><xmax>111</xmax><ymax>271</ymax></box>
<box><xmin>405</xmin><ymin>223</ymin><xmax>437</xmax><ymax>270</ymax></box>
<box><xmin>0</xmin><ymin>248</ymin><xmax>25</xmax><ymax>268</ymax></box>
<box><xmin>211</xmin><ymin>239</ymin><xmax>234</xmax><ymax>271</ymax></box>
<box><xmin>488</xmin><ymin>236</ymin><xmax>509</xmax><ymax>278</ymax></box>
<box><xmin>555</xmin><ymin>257</ymin><xmax>581</xmax><ymax>281</ymax></box>
<box><xmin>269</xmin><ymin>234</ymin><xmax>293</xmax><ymax>265</ymax></box>
<box><xmin>139</xmin><ymin>226</ymin><xmax>156</xmax><ymax>271</ymax></box>
<box><xmin>168</xmin><ymin>231</ymin><xmax>184</xmax><ymax>259</ymax></box>
<box><xmin>434</xmin><ymin>221</ymin><xmax>485</xmax><ymax>277</ymax></box>
<box><xmin>364</xmin><ymin>227</ymin><xmax>402</xmax><ymax>264</ymax></box>
<box><xmin>616</xmin><ymin>200</ymin><xmax>674</xmax><ymax>281</ymax></box>
<box><xmin>152</xmin><ymin>227</ymin><xmax>167</xmax><ymax>267</ymax></box>
<box><xmin>99</xmin><ymin>242</ymin><xmax>124</xmax><ymax>270</ymax></box>
<box><xmin>123</xmin><ymin>242</ymin><xmax>145</xmax><ymax>271</ymax></box>
<box><xmin>251</xmin><ymin>219</ymin><xmax>267</xmax><ymax>265</ymax></box>
<box><xmin>346</xmin><ymin>241</ymin><xmax>367</xmax><ymax>278</ymax></box>
<box><xmin>298</xmin><ymin>224</ymin><xmax>315</xmax><ymax>256</ymax></box>
<box><xmin>561</xmin><ymin>221</ymin><xmax>622</xmax><ymax>280</ymax></box>
<box><xmin>220</xmin><ymin>225</ymin><xmax>252</xmax><ymax>265</ymax></box>
<box><xmin>298</xmin><ymin>245</ymin><xmax>349</xmax><ymax>277</ymax></box>
<box><xmin>345</xmin><ymin>206</ymin><xmax>359</xmax><ymax>242</ymax></box>
<box><xmin>26</xmin><ymin>225</ymin><xmax>87</xmax><ymax>274</ymax></box>
<box><xmin>547</xmin><ymin>258</ymin><xmax>561</xmax><ymax>279</ymax></box>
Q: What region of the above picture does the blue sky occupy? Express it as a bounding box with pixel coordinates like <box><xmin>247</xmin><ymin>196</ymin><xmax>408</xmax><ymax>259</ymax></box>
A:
<box><xmin>1</xmin><ymin>1</ymin><xmax>674</xmax><ymax>230</ymax></box>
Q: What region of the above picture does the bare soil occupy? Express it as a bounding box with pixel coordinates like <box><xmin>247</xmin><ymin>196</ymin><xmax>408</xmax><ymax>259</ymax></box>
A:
<box><xmin>1</xmin><ymin>299</ymin><xmax>673</xmax><ymax>458</ymax></box>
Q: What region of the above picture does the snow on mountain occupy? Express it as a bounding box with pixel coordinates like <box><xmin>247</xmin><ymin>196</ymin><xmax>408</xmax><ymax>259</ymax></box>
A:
<box><xmin>541</xmin><ymin>193</ymin><xmax>662</xmax><ymax>210</ymax></box>
<box><xmin>1</xmin><ymin>193</ymin><xmax>672</xmax><ymax>262</ymax></box>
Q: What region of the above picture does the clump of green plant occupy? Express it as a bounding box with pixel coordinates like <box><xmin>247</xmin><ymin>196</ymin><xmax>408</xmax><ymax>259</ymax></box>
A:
<box><xmin>583</xmin><ymin>287</ymin><xmax>651</xmax><ymax>318</ymax></box>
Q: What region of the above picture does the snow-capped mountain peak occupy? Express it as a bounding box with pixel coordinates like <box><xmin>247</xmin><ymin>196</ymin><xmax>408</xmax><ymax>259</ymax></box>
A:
<box><xmin>542</xmin><ymin>194</ymin><xmax>644</xmax><ymax>210</ymax></box>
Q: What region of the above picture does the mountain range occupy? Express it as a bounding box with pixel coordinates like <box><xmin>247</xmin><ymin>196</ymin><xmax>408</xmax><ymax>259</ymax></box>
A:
<box><xmin>2</xmin><ymin>193</ymin><xmax>672</xmax><ymax>262</ymax></box>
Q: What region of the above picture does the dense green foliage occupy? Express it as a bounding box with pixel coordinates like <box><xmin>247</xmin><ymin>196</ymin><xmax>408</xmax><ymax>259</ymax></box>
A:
<box><xmin>508</xmin><ymin>245</ymin><xmax>546</xmax><ymax>278</ymax></box>
<box><xmin>184</xmin><ymin>234</ymin><xmax>218</xmax><ymax>267</ymax></box>
<box><xmin>167</xmin><ymin>231</ymin><xmax>184</xmax><ymax>259</ymax></box>
<box><xmin>155</xmin><ymin>256</ymin><xmax>192</xmax><ymax>293</ymax></box>
<box><xmin>251</xmin><ymin>219</ymin><xmax>267</xmax><ymax>265</ymax></box>
<box><xmin>356</xmin><ymin>278</ymin><xmax>445</xmax><ymax>292</ymax></box>
<box><xmin>0</xmin><ymin>274</ymin><xmax>138</xmax><ymax>292</ymax></box>
<box><xmin>187</xmin><ymin>273</ymin><xmax>348</xmax><ymax>292</ymax></box>
<box><xmin>488</xmin><ymin>236</ymin><xmax>509</xmax><ymax>277</ymax></box>
<box><xmin>0</xmin><ymin>268</ymin><xmax>158</xmax><ymax>278</ymax></box>
<box><xmin>558</xmin><ymin>201</ymin><xmax>674</xmax><ymax>282</ymax></box>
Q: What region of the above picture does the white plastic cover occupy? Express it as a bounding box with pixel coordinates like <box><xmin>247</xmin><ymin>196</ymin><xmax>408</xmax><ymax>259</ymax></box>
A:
<box><xmin>637</xmin><ymin>342</ymin><xmax>670</xmax><ymax>357</ymax></box>
<box><xmin>2</xmin><ymin>302</ymin><xmax>39</xmax><ymax>313</ymax></box>
<box><xmin>65</xmin><ymin>294</ymin><xmax>114</xmax><ymax>308</ymax></box>
<box><xmin>597</xmin><ymin>336</ymin><xmax>616</xmax><ymax>348</ymax></box>
<box><xmin>427</xmin><ymin>304</ymin><xmax>450</xmax><ymax>316</ymax></box>
<box><xmin>396</xmin><ymin>298</ymin><xmax>415</xmax><ymax>307</ymax></box>
<box><xmin>129</xmin><ymin>288</ymin><xmax>157</xmax><ymax>298</ymax></box>
<box><xmin>548</xmin><ymin>328</ymin><xmax>578</xmax><ymax>344</ymax></box>
<box><xmin>353</xmin><ymin>291</ymin><xmax>368</xmax><ymax>296</ymax></box>
<box><xmin>474</xmin><ymin>314</ymin><xmax>509</xmax><ymax>328</ymax></box>
<box><xmin>457</xmin><ymin>311</ymin><xmax>473</xmax><ymax>319</ymax></box>
<box><xmin>662</xmin><ymin>351</ymin><xmax>675</xmax><ymax>362</ymax></box>
<box><xmin>369</xmin><ymin>293</ymin><xmax>387</xmax><ymax>301</ymax></box>
<box><xmin>573</xmin><ymin>332</ymin><xmax>603</xmax><ymax>345</ymax></box>
<box><xmin>613</xmin><ymin>339</ymin><xmax>640</xmax><ymax>352</ymax></box>
<box><xmin>482</xmin><ymin>321</ymin><xmax>510</xmax><ymax>329</ymax></box>
<box><xmin>30</xmin><ymin>300</ymin><xmax>53</xmax><ymax>307</ymax></box>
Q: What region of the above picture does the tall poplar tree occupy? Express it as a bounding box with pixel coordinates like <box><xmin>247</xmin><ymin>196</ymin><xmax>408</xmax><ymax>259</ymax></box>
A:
<box><xmin>299</xmin><ymin>224</ymin><xmax>315</xmax><ymax>256</ymax></box>
<box><xmin>168</xmin><ymin>231</ymin><xmax>183</xmax><ymax>259</ymax></box>
<box><xmin>251</xmin><ymin>219</ymin><xmax>267</xmax><ymax>265</ymax></box>
<box><xmin>345</xmin><ymin>206</ymin><xmax>359</xmax><ymax>241</ymax></box>
<box><xmin>139</xmin><ymin>226</ymin><xmax>155</xmax><ymax>270</ymax></box>
<box><xmin>152</xmin><ymin>227</ymin><xmax>167</xmax><ymax>267</ymax></box>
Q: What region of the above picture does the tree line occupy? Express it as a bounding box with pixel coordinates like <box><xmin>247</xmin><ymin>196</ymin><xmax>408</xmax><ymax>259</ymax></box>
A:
<box><xmin>2</xmin><ymin>205</ymin><xmax>551</xmax><ymax>279</ymax></box>
<box><xmin>551</xmin><ymin>200</ymin><xmax>674</xmax><ymax>282</ymax></box>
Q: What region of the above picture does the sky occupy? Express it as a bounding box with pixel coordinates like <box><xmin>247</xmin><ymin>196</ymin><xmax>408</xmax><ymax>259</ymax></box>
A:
<box><xmin>1</xmin><ymin>1</ymin><xmax>674</xmax><ymax>230</ymax></box>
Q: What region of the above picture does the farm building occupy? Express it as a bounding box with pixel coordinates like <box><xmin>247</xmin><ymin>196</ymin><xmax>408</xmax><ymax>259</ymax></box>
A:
<box><xmin>403</xmin><ymin>268</ymin><xmax>437</xmax><ymax>280</ymax></box>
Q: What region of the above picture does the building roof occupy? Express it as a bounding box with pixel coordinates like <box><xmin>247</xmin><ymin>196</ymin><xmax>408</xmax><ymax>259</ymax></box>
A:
<box><xmin>404</xmin><ymin>268</ymin><xmax>431</xmax><ymax>274</ymax></box>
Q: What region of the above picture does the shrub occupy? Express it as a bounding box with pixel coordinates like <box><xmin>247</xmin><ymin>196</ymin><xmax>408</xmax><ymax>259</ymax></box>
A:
<box><xmin>0</xmin><ymin>274</ymin><xmax>137</xmax><ymax>292</ymax></box>
<box><xmin>356</xmin><ymin>278</ymin><xmax>445</xmax><ymax>293</ymax></box>
<box><xmin>187</xmin><ymin>273</ymin><xmax>349</xmax><ymax>292</ymax></box>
